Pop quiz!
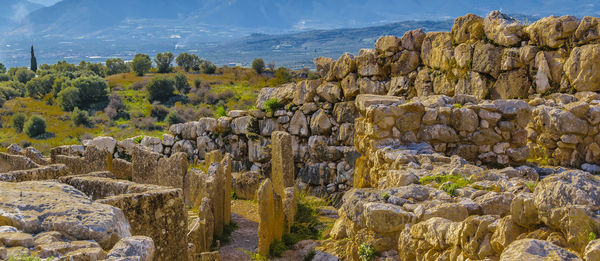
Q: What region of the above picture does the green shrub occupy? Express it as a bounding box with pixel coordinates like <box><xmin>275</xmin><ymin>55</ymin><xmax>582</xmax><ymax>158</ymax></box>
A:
<box><xmin>525</xmin><ymin>181</ymin><xmax>537</xmax><ymax>192</ymax></box>
<box><xmin>245</xmin><ymin>116</ymin><xmax>260</xmax><ymax>140</ymax></box>
<box><xmin>57</xmin><ymin>86</ymin><xmax>80</xmax><ymax>111</ymax></box>
<box><xmin>151</xmin><ymin>104</ymin><xmax>170</xmax><ymax>121</ymax></box>
<box><xmin>131</xmin><ymin>53</ymin><xmax>152</xmax><ymax>76</ymax></box>
<box><xmin>590</xmin><ymin>232</ymin><xmax>597</xmax><ymax>242</ymax></box>
<box><xmin>146</xmin><ymin>76</ymin><xmax>175</xmax><ymax>103</ymax></box>
<box><xmin>382</xmin><ymin>192</ymin><xmax>390</xmax><ymax>201</ymax></box>
<box><xmin>269</xmin><ymin>240</ymin><xmax>287</xmax><ymax>257</ymax></box>
<box><xmin>105</xmin><ymin>58</ymin><xmax>130</xmax><ymax>75</ymax></box>
<box><xmin>200</xmin><ymin>61</ymin><xmax>217</xmax><ymax>74</ymax></box>
<box><xmin>166</xmin><ymin>110</ymin><xmax>185</xmax><ymax>125</ymax></box>
<box><xmin>174</xmin><ymin>72</ymin><xmax>191</xmax><ymax>94</ymax></box>
<box><xmin>71</xmin><ymin>76</ymin><xmax>109</xmax><ymax>108</ymax></box>
<box><xmin>358</xmin><ymin>243</ymin><xmax>375</xmax><ymax>261</ymax></box>
<box><xmin>14</xmin><ymin>68</ymin><xmax>35</xmax><ymax>84</ymax></box>
<box><xmin>12</xmin><ymin>113</ymin><xmax>26</xmax><ymax>133</ymax></box>
<box><xmin>215</xmin><ymin>106</ymin><xmax>226</xmax><ymax>118</ymax></box>
<box><xmin>25</xmin><ymin>74</ymin><xmax>54</xmax><ymax>99</ymax></box>
<box><xmin>193</xmin><ymin>78</ymin><xmax>202</xmax><ymax>88</ymax></box>
<box><xmin>155</xmin><ymin>52</ymin><xmax>174</xmax><ymax>73</ymax></box>
<box><xmin>252</xmin><ymin>58</ymin><xmax>265</xmax><ymax>74</ymax></box>
<box><xmin>134</xmin><ymin>136</ymin><xmax>144</xmax><ymax>144</ymax></box>
<box><xmin>303</xmin><ymin>250</ymin><xmax>316</xmax><ymax>261</ymax></box>
<box><xmin>51</xmin><ymin>76</ymin><xmax>71</xmax><ymax>97</ymax></box>
<box><xmin>71</xmin><ymin>107</ymin><xmax>91</xmax><ymax>127</ymax></box>
<box><xmin>264</xmin><ymin>98</ymin><xmax>283</xmax><ymax>113</ymax></box>
<box><xmin>440</xmin><ymin>183</ymin><xmax>461</xmax><ymax>197</ymax></box>
<box><xmin>0</xmin><ymin>73</ymin><xmax>9</xmax><ymax>82</ymax></box>
<box><xmin>24</xmin><ymin>115</ymin><xmax>46</xmax><ymax>138</ymax></box>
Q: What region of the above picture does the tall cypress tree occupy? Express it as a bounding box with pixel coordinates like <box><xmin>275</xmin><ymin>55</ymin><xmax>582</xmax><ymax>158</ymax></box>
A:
<box><xmin>30</xmin><ymin>45</ymin><xmax>37</xmax><ymax>72</ymax></box>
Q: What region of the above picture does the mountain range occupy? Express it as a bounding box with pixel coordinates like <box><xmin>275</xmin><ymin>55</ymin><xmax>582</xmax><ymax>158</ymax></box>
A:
<box><xmin>1</xmin><ymin>0</ymin><xmax>600</xmax><ymax>68</ymax></box>
<box><xmin>6</xmin><ymin>0</ymin><xmax>600</xmax><ymax>37</ymax></box>
<box><xmin>0</xmin><ymin>0</ymin><xmax>42</xmax><ymax>32</ymax></box>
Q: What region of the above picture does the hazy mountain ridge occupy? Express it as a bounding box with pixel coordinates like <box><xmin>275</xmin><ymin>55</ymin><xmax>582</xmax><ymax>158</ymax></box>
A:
<box><xmin>8</xmin><ymin>0</ymin><xmax>600</xmax><ymax>37</ymax></box>
<box><xmin>0</xmin><ymin>0</ymin><xmax>43</xmax><ymax>32</ymax></box>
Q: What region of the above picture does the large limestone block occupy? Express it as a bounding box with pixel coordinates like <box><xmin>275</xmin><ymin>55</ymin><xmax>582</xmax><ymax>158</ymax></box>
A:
<box><xmin>328</xmin><ymin>53</ymin><xmax>356</xmax><ymax>81</ymax></box>
<box><xmin>356</xmin><ymin>49</ymin><xmax>382</xmax><ymax>77</ymax></box>
<box><xmin>421</xmin><ymin>32</ymin><xmax>454</xmax><ymax>71</ymax></box>
<box><xmin>271</xmin><ymin>131</ymin><xmax>294</xmax><ymax>196</ymax></box>
<box><xmin>585</xmin><ymin>239</ymin><xmax>600</xmax><ymax>261</ymax></box>
<box><xmin>575</xmin><ymin>16</ymin><xmax>600</xmax><ymax>45</ymax></box>
<box><xmin>510</xmin><ymin>193</ymin><xmax>539</xmax><ymax>227</ymax></box>
<box><xmin>89</xmin><ymin>136</ymin><xmax>118</xmax><ymax>154</ymax></box>
<box><xmin>310</xmin><ymin>109</ymin><xmax>333</xmax><ymax>135</ymax></box>
<box><xmin>401</xmin><ymin>29</ymin><xmax>426</xmax><ymax>51</ymax></box>
<box><xmin>98</xmin><ymin>188</ymin><xmax>188</xmax><ymax>261</ymax></box>
<box><xmin>459</xmin><ymin>215</ymin><xmax>496</xmax><ymax>260</ymax></box>
<box><xmin>316</xmin><ymin>82</ymin><xmax>342</xmax><ymax>103</ymax></box>
<box><xmin>358</xmin><ymin>77</ymin><xmax>387</xmax><ymax>95</ymax></box>
<box><xmin>355</xmin><ymin>94</ymin><xmax>405</xmax><ymax>116</ymax></box>
<box><xmin>389</xmin><ymin>50</ymin><xmax>420</xmax><ymax>76</ymax></box>
<box><xmin>293</xmin><ymin>80</ymin><xmax>318</xmax><ymax>106</ymax></box>
<box><xmin>256</xmin><ymin>84</ymin><xmax>295</xmax><ymax>110</ymax></box>
<box><xmin>483</xmin><ymin>11</ymin><xmax>523</xmax><ymax>47</ymax></box>
<box><xmin>205</xmin><ymin>150</ymin><xmax>223</xmax><ymax>167</ymax></box>
<box><xmin>363</xmin><ymin>202</ymin><xmax>416</xmax><ymax>233</ymax></box>
<box><xmin>534</xmin><ymin>170</ymin><xmax>600</xmax><ymax>252</ymax></box>
<box><xmin>375</xmin><ymin>36</ymin><xmax>401</xmax><ymax>57</ymax></box>
<box><xmin>452</xmin><ymin>13</ymin><xmax>484</xmax><ymax>44</ymax></box>
<box><xmin>340</xmin><ymin>73</ymin><xmax>359</xmax><ymax>100</ymax></box>
<box><xmin>524</xmin><ymin>15</ymin><xmax>579</xmax><ymax>48</ymax></box>
<box><xmin>455</xmin><ymin>71</ymin><xmax>490</xmax><ymax>100</ymax></box>
<box><xmin>564</xmin><ymin>44</ymin><xmax>600</xmax><ymax>91</ymax></box>
<box><xmin>107</xmin><ymin>236</ymin><xmax>155</xmax><ymax>261</ymax></box>
<box><xmin>490</xmin><ymin>68</ymin><xmax>530</xmax><ymax>99</ymax></box>
<box><xmin>490</xmin><ymin>216</ymin><xmax>525</xmax><ymax>253</ymax></box>
<box><xmin>472</xmin><ymin>41</ymin><xmax>502</xmax><ymax>78</ymax></box>
<box><xmin>499</xmin><ymin>239</ymin><xmax>581</xmax><ymax>261</ymax></box>
<box><xmin>314</xmin><ymin>57</ymin><xmax>334</xmax><ymax>77</ymax></box>
<box><xmin>288</xmin><ymin>110</ymin><xmax>309</xmax><ymax>137</ymax></box>
<box><xmin>231</xmin><ymin>116</ymin><xmax>250</xmax><ymax>135</ymax></box>
<box><xmin>0</xmin><ymin>181</ymin><xmax>131</xmax><ymax>250</ymax></box>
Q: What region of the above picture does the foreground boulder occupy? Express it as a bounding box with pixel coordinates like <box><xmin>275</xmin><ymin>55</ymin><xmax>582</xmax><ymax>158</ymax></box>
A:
<box><xmin>499</xmin><ymin>239</ymin><xmax>581</xmax><ymax>261</ymax></box>
<box><xmin>0</xmin><ymin>181</ymin><xmax>131</xmax><ymax>250</ymax></box>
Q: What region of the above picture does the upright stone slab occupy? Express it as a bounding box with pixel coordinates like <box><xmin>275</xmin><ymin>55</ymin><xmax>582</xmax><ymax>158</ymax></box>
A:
<box><xmin>271</xmin><ymin>131</ymin><xmax>295</xmax><ymax>196</ymax></box>
<box><xmin>188</xmin><ymin>197</ymin><xmax>214</xmax><ymax>255</ymax></box>
<box><xmin>205</xmin><ymin>150</ymin><xmax>223</xmax><ymax>167</ymax></box>
<box><xmin>221</xmin><ymin>153</ymin><xmax>232</xmax><ymax>225</ymax></box>
<box><xmin>157</xmin><ymin>152</ymin><xmax>188</xmax><ymax>189</ymax></box>
<box><xmin>257</xmin><ymin>178</ymin><xmax>284</xmax><ymax>256</ymax></box>
<box><xmin>282</xmin><ymin>187</ymin><xmax>297</xmax><ymax>234</ymax></box>
<box><xmin>184</xmin><ymin>169</ymin><xmax>207</xmax><ymax>209</ymax></box>
<box><xmin>207</xmin><ymin>163</ymin><xmax>224</xmax><ymax>237</ymax></box>
<box><xmin>257</xmin><ymin>178</ymin><xmax>275</xmax><ymax>256</ymax></box>
<box><xmin>132</xmin><ymin>146</ymin><xmax>161</xmax><ymax>185</ymax></box>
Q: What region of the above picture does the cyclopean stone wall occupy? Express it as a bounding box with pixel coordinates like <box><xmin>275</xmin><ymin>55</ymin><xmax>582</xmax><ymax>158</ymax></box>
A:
<box><xmin>354</xmin><ymin>94</ymin><xmax>531</xmax><ymax>188</ymax></box>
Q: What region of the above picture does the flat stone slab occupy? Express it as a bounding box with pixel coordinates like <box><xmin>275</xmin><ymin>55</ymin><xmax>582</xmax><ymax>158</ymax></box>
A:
<box><xmin>0</xmin><ymin>181</ymin><xmax>131</xmax><ymax>250</ymax></box>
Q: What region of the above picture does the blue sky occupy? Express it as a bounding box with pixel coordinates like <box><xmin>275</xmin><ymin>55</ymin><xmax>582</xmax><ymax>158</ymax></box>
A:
<box><xmin>28</xmin><ymin>0</ymin><xmax>60</xmax><ymax>6</ymax></box>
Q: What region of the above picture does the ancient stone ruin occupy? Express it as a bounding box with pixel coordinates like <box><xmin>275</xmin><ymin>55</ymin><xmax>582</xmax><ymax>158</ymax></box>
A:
<box><xmin>2</xmin><ymin>10</ymin><xmax>600</xmax><ymax>261</ymax></box>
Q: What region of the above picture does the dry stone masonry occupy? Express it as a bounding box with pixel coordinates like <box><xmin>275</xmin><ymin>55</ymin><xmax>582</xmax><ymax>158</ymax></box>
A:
<box><xmin>3</xmin><ymin>10</ymin><xmax>600</xmax><ymax>261</ymax></box>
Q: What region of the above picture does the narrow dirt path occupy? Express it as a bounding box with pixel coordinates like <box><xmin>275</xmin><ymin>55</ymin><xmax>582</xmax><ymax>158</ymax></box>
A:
<box><xmin>219</xmin><ymin>200</ymin><xmax>259</xmax><ymax>261</ymax></box>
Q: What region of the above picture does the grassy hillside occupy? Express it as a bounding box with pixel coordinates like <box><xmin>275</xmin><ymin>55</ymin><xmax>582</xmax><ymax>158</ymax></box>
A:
<box><xmin>0</xmin><ymin>64</ymin><xmax>297</xmax><ymax>154</ymax></box>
